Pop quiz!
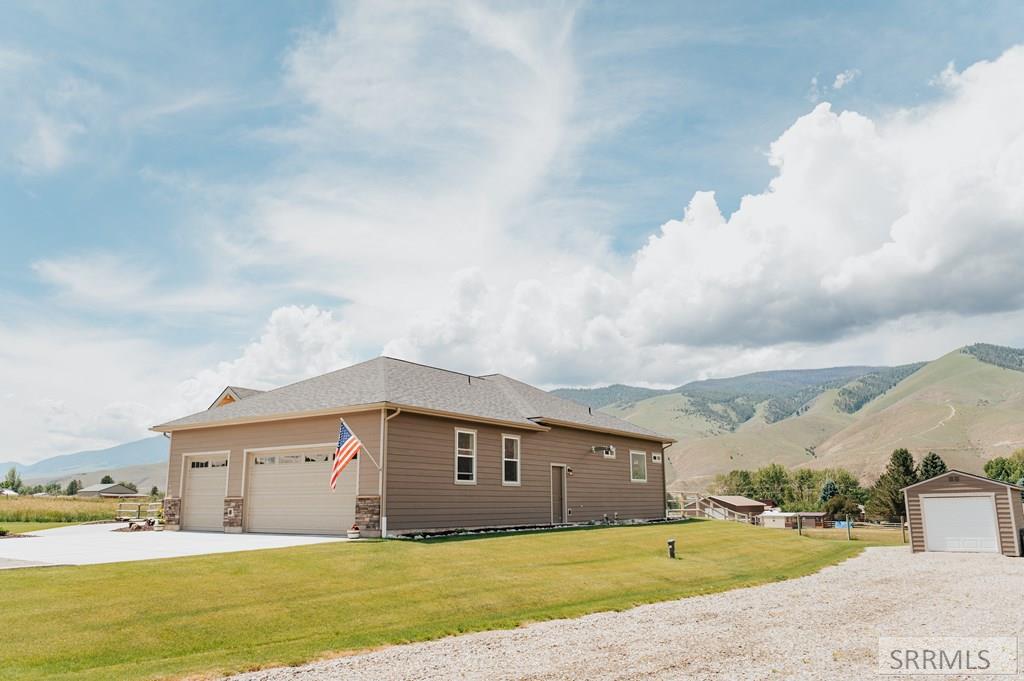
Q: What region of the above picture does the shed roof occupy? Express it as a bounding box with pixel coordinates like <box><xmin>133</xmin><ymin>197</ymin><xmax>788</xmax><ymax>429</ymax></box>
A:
<box><xmin>155</xmin><ymin>357</ymin><xmax>672</xmax><ymax>442</ymax></box>
<box><xmin>78</xmin><ymin>483</ymin><xmax>137</xmax><ymax>494</ymax></box>
<box><xmin>707</xmin><ymin>495</ymin><xmax>766</xmax><ymax>507</ymax></box>
<box><xmin>902</xmin><ymin>469</ymin><xmax>1023</xmax><ymax>492</ymax></box>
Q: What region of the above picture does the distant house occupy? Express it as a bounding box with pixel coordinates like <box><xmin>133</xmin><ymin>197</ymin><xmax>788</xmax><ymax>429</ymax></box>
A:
<box><xmin>0</xmin><ymin>488</ymin><xmax>18</xmax><ymax>497</ymax></box>
<box><xmin>760</xmin><ymin>511</ymin><xmax>826</xmax><ymax>529</ymax></box>
<box><xmin>706</xmin><ymin>495</ymin><xmax>767</xmax><ymax>516</ymax></box>
<box><xmin>77</xmin><ymin>483</ymin><xmax>141</xmax><ymax>498</ymax></box>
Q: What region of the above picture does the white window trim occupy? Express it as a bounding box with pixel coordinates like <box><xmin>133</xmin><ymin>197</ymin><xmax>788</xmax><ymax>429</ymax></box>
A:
<box><xmin>501</xmin><ymin>434</ymin><xmax>521</xmax><ymax>487</ymax></box>
<box><xmin>652</xmin><ymin>452</ymin><xmax>663</xmax><ymax>464</ymax></box>
<box><xmin>454</xmin><ymin>428</ymin><xmax>477</xmax><ymax>485</ymax></box>
<box><xmin>630</xmin><ymin>450</ymin><xmax>648</xmax><ymax>483</ymax></box>
<box><xmin>603</xmin><ymin>445</ymin><xmax>617</xmax><ymax>460</ymax></box>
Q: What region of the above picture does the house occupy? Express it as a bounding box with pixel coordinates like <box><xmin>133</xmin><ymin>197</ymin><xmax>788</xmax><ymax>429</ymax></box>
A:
<box><xmin>902</xmin><ymin>470</ymin><xmax>1023</xmax><ymax>556</ymax></box>
<box><xmin>77</xmin><ymin>483</ymin><xmax>141</xmax><ymax>498</ymax></box>
<box><xmin>152</xmin><ymin>357</ymin><xmax>675</xmax><ymax>537</ymax></box>
<box><xmin>0</xmin><ymin>488</ymin><xmax>18</xmax><ymax>497</ymax></box>
<box><xmin>759</xmin><ymin>511</ymin><xmax>826</xmax><ymax>529</ymax></box>
<box><xmin>706</xmin><ymin>495</ymin><xmax>767</xmax><ymax>517</ymax></box>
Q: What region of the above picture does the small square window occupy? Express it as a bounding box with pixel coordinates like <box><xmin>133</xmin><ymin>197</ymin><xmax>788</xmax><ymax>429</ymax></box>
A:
<box><xmin>652</xmin><ymin>453</ymin><xmax>663</xmax><ymax>464</ymax></box>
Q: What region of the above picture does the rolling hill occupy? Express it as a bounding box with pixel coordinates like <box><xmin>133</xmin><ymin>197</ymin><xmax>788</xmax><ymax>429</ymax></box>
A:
<box><xmin>0</xmin><ymin>436</ymin><xmax>169</xmax><ymax>484</ymax></box>
<box><xmin>555</xmin><ymin>344</ymin><xmax>1024</xmax><ymax>490</ymax></box>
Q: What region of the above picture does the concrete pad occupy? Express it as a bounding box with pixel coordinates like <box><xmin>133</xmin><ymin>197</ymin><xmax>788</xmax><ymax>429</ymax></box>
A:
<box><xmin>0</xmin><ymin>523</ymin><xmax>347</xmax><ymax>567</ymax></box>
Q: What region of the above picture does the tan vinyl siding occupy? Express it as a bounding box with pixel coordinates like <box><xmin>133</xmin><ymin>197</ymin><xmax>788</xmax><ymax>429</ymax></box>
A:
<box><xmin>384</xmin><ymin>411</ymin><xmax>665</xmax><ymax>532</ymax></box>
<box><xmin>904</xmin><ymin>473</ymin><xmax>1021</xmax><ymax>557</ymax></box>
<box><xmin>168</xmin><ymin>410</ymin><xmax>382</xmax><ymax>501</ymax></box>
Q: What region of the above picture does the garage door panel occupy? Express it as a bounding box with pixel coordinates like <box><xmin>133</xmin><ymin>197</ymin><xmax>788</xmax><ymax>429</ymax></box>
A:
<box><xmin>922</xmin><ymin>495</ymin><xmax>1000</xmax><ymax>553</ymax></box>
<box><xmin>246</xmin><ymin>450</ymin><xmax>356</xmax><ymax>535</ymax></box>
<box><xmin>182</xmin><ymin>456</ymin><xmax>228</xmax><ymax>532</ymax></box>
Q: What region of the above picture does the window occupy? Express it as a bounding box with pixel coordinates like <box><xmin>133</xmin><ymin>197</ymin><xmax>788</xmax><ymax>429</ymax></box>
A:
<box><xmin>502</xmin><ymin>434</ymin><xmax>521</xmax><ymax>486</ymax></box>
<box><xmin>630</xmin><ymin>451</ymin><xmax>647</xmax><ymax>483</ymax></box>
<box><xmin>652</xmin><ymin>453</ymin><xmax>663</xmax><ymax>464</ymax></box>
<box><xmin>455</xmin><ymin>429</ymin><xmax>477</xmax><ymax>484</ymax></box>
<box><xmin>279</xmin><ymin>454</ymin><xmax>302</xmax><ymax>464</ymax></box>
<box><xmin>254</xmin><ymin>456</ymin><xmax>276</xmax><ymax>465</ymax></box>
<box><xmin>305</xmin><ymin>454</ymin><xmax>330</xmax><ymax>463</ymax></box>
<box><xmin>603</xmin><ymin>446</ymin><xmax>616</xmax><ymax>459</ymax></box>
<box><xmin>190</xmin><ymin>460</ymin><xmax>208</xmax><ymax>469</ymax></box>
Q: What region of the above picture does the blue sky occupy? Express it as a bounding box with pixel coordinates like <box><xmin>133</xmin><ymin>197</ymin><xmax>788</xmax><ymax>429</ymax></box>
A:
<box><xmin>4</xmin><ymin>1</ymin><xmax>1024</xmax><ymax>461</ymax></box>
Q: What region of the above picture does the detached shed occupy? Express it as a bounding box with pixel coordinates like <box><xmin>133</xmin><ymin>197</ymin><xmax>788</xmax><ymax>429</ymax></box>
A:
<box><xmin>706</xmin><ymin>495</ymin><xmax>767</xmax><ymax>516</ymax></box>
<box><xmin>902</xmin><ymin>470</ymin><xmax>1023</xmax><ymax>556</ymax></box>
<box><xmin>760</xmin><ymin>511</ymin><xmax>826</xmax><ymax>529</ymax></box>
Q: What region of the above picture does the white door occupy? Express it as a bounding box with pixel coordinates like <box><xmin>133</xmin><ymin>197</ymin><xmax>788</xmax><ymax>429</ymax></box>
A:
<box><xmin>922</xmin><ymin>495</ymin><xmax>1000</xmax><ymax>553</ymax></box>
<box><xmin>182</xmin><ymin>455</ymin><xmax>228</xmax><ymax>531</ymax></box>
<box><xmin>245</xmin><ymin>449</ymin><xmax>357</xmax><ymax>535</ymax></box>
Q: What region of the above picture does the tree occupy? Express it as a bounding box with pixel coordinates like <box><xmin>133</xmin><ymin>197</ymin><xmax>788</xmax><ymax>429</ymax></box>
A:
<box><xmin>713</xmin><ymin>469</ymin><xmax>755</xmax><ymax>498</ymax></box>
<box><xmin>917</xmin><ymin>452</ymin><xmax>948</xmax><ymax>480</ymax></box>
<box><xmin>118</xmin><ymin>481</ymin><xmax>138</xmax><ymax>493</ymax></box>
<box><xmin>790</xmin><ymin>469</ymin><xmax>820</xmax><ymax>507</ymax></box>
<box><xmin>823</xmin><ymin>494</ymin><xmax>861</xmax><ymax>520</ymax></box>
<box><xmin>752</xmin><ymin>464</ymin><xmax>791</xmax><ymax>505</ymax></box>
<box><xmin>1</xmin><ymin>467</ymin><xmax>22</xmax><ymax>492</ymax></box>
<box><xmin>820</xmin><ymin>479</ymin><xmax>839</xmax><ymax>504</ymax></box>
<box><xmin>100</xmin><ymin>475</ymin><xmax>115</xmax><ymax>484</ymax></box>
<box><xmin>984</xmin><ymin>449</ymin><xmax>1024</xmax><ymax>483</ymax></box>
<box><xmin>65</xmin><ymin>479</ymin><xmax>82</xmax><ymax>496</ymax></box>
<box><xmin>44</xmin><ymin>482</ymin><xmax>62</xmax><ymax>495</ymax></box>
<box><xmin>149</xmin><ymin>486</ymin><xmax>160</xmax><ymax>497</ymax></box>
<box><xmin>866</xmin><ymin>448</ymin><xmax>918</xmax><ymax>521</ymax></box>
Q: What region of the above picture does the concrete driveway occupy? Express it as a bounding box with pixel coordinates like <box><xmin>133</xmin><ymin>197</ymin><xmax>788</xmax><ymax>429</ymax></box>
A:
<box><xmin>0</xmin><ymin>522</ymin><xmax>347</xmax><ymax>568</ymax></box>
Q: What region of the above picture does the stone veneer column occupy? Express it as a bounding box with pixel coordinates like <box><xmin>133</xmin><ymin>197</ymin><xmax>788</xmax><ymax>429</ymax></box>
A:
<box><xmin>224</xmin><ymin>497</ymin><xmax>244</xmax><ymax>533</ymax></box>
<box><xmin>163</xmin><ymin>497</ymin><xmax>181</xmax><ymax>530</ymax></box>
<box><xmin>355</xmin><ymin>495</ymin><xmax>381</xmax><ymax>537</ymax></box>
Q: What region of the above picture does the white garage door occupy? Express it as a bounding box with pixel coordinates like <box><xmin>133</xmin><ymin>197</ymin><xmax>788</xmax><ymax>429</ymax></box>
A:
<box><xmin>182</xmin><ymin>455</ymin><xmax>228</xmax><ymax>531</ymax></box>
<box><xmin>245</xmin><ymin>449</ymin><xmax>357</xmax><ymax>535</ymax></box>
<box><xmin>922</xmin><ymin>495</ymin><xmax>1000</xmax><ymax>553</ymax></box>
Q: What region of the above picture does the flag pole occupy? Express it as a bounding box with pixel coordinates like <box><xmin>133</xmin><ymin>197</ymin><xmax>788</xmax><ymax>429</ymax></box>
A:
<box><xmin>341</xmin><ymin>417</ymin><xmax>381</xmax><ymax>470</ymax></box>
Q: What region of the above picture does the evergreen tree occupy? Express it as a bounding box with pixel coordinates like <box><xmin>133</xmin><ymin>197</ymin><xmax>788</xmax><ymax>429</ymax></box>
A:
<box><xmin>917</xmin><ymin>452</ymin><xmax>948</xmax><ymax>480</ymax></box>
<box><xmin>100</xmin><ymin>475</ymin><xmax>115</xmax><ymax>484</ymax></box>
<box><xmin>65</xmin><ymin>479</ymin><xmax>82</xmax><ymax>496</ymax></box>
<box><xmin>150</xmin><ymin>486</ymin><xmax>160</xmax><ymax>497</ymax></box>
<box><xmin>866</xmin><ymin>448</ymin><xmax>918</xmax><ymax>521</ymax></box>
<box><xmin>819</xmin><ymin>479</ymin><xmax>839</xmax><ymax>504</ymax></box>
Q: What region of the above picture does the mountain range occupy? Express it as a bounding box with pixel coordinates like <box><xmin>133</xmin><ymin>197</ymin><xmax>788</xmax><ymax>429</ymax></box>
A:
<box><xmin>1</xmin><ymin>436</ymin><xmax>169</xmax><ymax>488</ymax></box>
<box><xmin>553</xmin><ymin>343</ymin><xmax>1024</xmax><ymax>490</ymax></box>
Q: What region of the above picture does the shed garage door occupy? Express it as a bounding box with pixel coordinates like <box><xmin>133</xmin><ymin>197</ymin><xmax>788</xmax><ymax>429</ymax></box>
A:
<box><xmin>922</xmin><ymin>495</ymin><xmax>1000</xmax><ymax>553</ymax></box>
<box><xmin>245</xmin><ymin>449</ymin><xmax>357</xmax><ymax>535</ymax></box>
<box><xmin>182</xmin><ymin>455</ymin><xmax>228</xmax><ymax>531</ymax></box>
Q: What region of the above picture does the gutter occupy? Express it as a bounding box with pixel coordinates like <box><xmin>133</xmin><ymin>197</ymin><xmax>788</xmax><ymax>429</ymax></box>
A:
<box><xmin>380</xmin><ymin>407</ymin><xmax>401</xmax><ymax>538</ymax></box>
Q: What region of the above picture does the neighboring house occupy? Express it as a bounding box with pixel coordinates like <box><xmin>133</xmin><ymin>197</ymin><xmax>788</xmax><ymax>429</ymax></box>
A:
<box><xmin>152</xmin><ymin>357</ymin><xmax>674</xmax><ymax>537</ymax></box>
<box><xmin>77</xmin><ymin>483</ymin><xmax>140</xmax><ymax>498</ymax></box>
<box><xmin>760</xmin><ymin>512</ymin><xmax>826</xmax><ymax>529</ymax></box>
<box><xmin>706</xmin><ymin>495</ymin><xmax>767</xmax><ymax>517</ymax></box>
<box><xmin>0</xmin><ymin>488</ymin><xmax>18</xmax><ymax>497</ymax></box>
<box><xmin>902</xmin><ymin>470</ymin><xmax>1023</xmax><ymax>556</ymax></box>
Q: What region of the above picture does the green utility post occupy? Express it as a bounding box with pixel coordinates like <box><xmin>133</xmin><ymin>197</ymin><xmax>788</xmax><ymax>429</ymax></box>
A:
<box><xmin>901</xmin><ymin>515</ymin><xmax>906</xmax><ymax>544</ymax></box>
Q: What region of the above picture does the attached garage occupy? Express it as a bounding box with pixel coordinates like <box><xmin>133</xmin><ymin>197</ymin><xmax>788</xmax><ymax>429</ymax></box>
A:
<box><xmin>244</xmin><ymin>447</ymin><xmax>358</xmax><ymax>535</ymax></box>
<box><xmin>181</xmin><ymin>454</ymin><xmax>229</xmax><ymax>531</ymax></box>
<box><xmin>903</xmin><ymin>470</ymin><xmax>1024</xmax><ymax>557</ymax></box>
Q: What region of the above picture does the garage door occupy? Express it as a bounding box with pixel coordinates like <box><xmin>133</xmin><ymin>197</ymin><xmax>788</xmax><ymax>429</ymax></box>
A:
<box><xmin>245</xmin><ymin>449</ymin><xmax>357</xmax><ymax>535</ymax></box>
<box><xmin>922</xmin><ymin>495</ymin><xmax>1000</xmax><ymax>553</ymax></box>
<box><xmin>182</xmin><ymin>455</ymin><xmax>228</xmax><ymax>531</ymax></box>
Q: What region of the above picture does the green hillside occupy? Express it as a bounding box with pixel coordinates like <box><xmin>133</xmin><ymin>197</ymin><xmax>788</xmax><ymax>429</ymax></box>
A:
<box><xmin>556</xmin><ymin>344</ymin><xmax>1024</xmax><ymax>490</ymax></box>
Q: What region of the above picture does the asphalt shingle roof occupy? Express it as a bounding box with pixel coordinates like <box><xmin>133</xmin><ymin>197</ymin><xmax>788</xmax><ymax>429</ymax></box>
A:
<box><xmin>155</xmin><ymin>357</ymin><xmax>670</xmax><ymax>441</ymax></box>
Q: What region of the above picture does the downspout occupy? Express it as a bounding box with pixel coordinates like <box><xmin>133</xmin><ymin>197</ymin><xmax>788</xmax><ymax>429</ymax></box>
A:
<box><xmin>380</xmin><ymin>406</ymin><xmax>401</xmax><ymax>538</ymax></box>
<box><xmin>661</xmin><ymin>441</ymin><xmax>670</xmax><ymax>520</ymax></box>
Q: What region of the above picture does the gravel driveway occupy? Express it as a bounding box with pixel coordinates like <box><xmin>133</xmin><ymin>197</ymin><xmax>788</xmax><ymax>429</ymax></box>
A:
<box><xmin>232</xmin><ymin>547</ymin><xmax>1023</xmax><ymax>680</ymax></box>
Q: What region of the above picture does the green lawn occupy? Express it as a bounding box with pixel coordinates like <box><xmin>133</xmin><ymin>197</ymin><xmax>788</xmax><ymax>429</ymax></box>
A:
<box><xmin>0</xmin><ymin>521</ymin><xmax>78</xmax><ymax>534</ymax></box>
<box><xmin>800</xmin><ymin>526</ymin><xmax>906</xmax><ymax>546</ymax></box>
<box><xmin>0</xmin><ymin>520</ymin><xmax>865</xmax><ymax>681</ymax></box>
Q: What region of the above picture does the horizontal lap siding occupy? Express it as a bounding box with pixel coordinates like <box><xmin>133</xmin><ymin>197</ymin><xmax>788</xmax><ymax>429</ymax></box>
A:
<box><xmin>905</xmin><ymin>475</ymin><xmax>1021</xmax><ymax>556</ymax></box>
<box><xmin>168</xmin><ymin>410</ymin><xmax>382</xmax><ymax>499</ymax></box>
<box><xmin>385</xmin><ymin>412</ymin><xmax>665</xmax><ymax>532</ymax></box>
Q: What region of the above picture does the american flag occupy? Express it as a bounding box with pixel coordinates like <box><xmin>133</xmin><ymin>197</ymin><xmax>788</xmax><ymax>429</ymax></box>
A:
<box><xmin>331</xmin><ymin>419</ymin><xmax>361</xmax><ymax>490</ymax></box>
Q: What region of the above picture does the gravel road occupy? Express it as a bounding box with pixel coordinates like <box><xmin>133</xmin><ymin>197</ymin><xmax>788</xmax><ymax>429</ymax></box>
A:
<box><xmin>231</xmin><ymin>547</ymin><xmax>1024</xmax><ymax>680</ymax></box>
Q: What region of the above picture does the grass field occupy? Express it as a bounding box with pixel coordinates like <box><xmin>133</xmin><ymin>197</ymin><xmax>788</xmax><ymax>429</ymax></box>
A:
<box><xmin>0</xmin><ymin>520</ymin><xmax>866</xmax><ymax>681</ymax></box>
<box><xmin>800</xmin><ymin>526</ymin><xmax>906</xmax><ymax>545</ymax></box>
<box><xmin>0</xmin><ymin>496</ymin><xmax>122</xmax><ymax>523</ymax></box>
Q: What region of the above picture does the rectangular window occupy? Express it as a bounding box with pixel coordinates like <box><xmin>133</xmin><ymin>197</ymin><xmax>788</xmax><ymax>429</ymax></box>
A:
<box><xmin>254</xmin><ymin>456</ymin><xmax>276</xmax><ymax>465</ymax></box>
<box><xmin>630</xmin><ymin>451</ymin><xmax>647</xmax><ymax>483</ymax></box>
<box><xmin>603</xmin><ymin>446</ymin><xmax>616</xmax><ymax>459</ymax></box>
<box><xmin>455</xmin><ymin>429</ymin><xmax>477</xmax><ymax>484</ymax></box>
<box><xmin>190</xmin><ymin>461</ymin><xmax>208</xmax><ymax>469</ymax></box>
<box><xmin>279</xmin><ymin>454</ymin><xmax>302</xmax><ymax>464</ymax></box>
<box><xmin>652</xmin><ymin>452</ymin><xmax>663</xmax><ymax>464</ymax></box>
<box><xmin>502</xmin><ymin>434</ymin><xmax>521</xmax><ymax>486</ymax></box>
